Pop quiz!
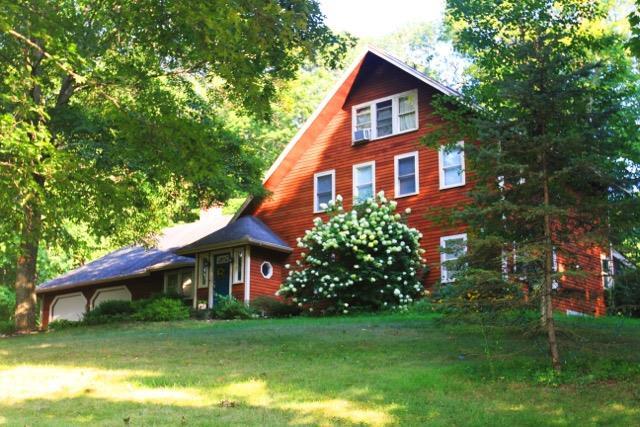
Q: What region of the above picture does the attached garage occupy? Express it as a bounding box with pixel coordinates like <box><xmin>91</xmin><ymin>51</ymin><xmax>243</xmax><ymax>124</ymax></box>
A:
<box><xmin>50</xmin><ymin>292</ymin><xmax>87</xmax><ymax>322</ymax></box>
<box><xmin>91</xmin><ymin>286</ymin><xmax>132</xmax><ymax>309</ymax></box>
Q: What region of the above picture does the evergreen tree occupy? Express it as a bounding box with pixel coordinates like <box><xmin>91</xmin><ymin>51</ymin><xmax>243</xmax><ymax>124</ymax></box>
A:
<box><xmin>426</xmin><ymin>0</ymin><xmax>640</xmax><ymax>371</ymax></box>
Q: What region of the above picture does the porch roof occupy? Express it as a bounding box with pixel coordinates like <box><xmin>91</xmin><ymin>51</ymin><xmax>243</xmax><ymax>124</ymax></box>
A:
<box><xmin>177</xmin><ymin>216</ymin><xmax>292</xmax><ymax>255</ymax></box>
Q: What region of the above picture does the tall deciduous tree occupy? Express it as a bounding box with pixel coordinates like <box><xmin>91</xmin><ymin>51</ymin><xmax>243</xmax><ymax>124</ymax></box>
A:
<box><xmin>0</xmin><ymin>0</ymin><xmax>348</xmax><ymax>332</ymax></box>
<box><xmin>427</xmin><ymin>0</ymin><xmax>640</xmax><ymax>371</ymax></box>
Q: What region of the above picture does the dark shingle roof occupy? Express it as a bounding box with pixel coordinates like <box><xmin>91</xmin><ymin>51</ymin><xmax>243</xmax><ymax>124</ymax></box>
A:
<box><xmin>178</xmin><ymin>216</ymin><xmax>291</xmax><ymax>254</ymax></box>
<box><xmin>37</xmin><ymin>213</ymin><xmax>230</xmax><ymax>293</ymax></box>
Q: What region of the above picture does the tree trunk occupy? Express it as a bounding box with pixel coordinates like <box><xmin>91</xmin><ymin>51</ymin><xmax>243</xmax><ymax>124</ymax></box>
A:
<box><xmin>14</xmin><ymin>196</ymin><xmax>42</xmax><ymax>333</ymax></box>
<box><xmin>542</xmin><ymin>156</ymin><xmax>561</xmax><ymax>372</ymax></box>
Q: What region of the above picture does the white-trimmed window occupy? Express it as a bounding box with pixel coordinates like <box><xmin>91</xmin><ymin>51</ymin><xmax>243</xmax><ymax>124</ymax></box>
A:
<box><xmin>552</xmin><ymin>247</ymin><xmax>559</xmax><ymax>290</ymax></box>
<box><xmin>351</xmin><ymin>89</ymin><xmax>418</xmax><ymax>141</ymax></box>
<box><xmin>394</xmin><ymin>152</ymin><xmax>419</xmax><ymax>198</ymax></box>
<box><xmin>165</xmin><ymin>269</ymin><xmax>194</xmax><ymax>298</ymax></box>
<box><xmin>314</xmin><ymin>170</ymin><xmax>335</xmax><ymax>212</ymax></box>
<box><xmin>439</xmin><ymin>142</ymin><xmax>465</xmax><ymax>189</ymax></box>
<box><xmin>353</xmin><ymin>161</ymin><xmax>375</xmax><ymax>203</ymax></box>
<box><xmin>440</xmin><ymin>234</ymin><xmax>467</xmax><ymax>283</ymax></box>
<box><xmin>261</xmin><ymin>261</ymin><xmax>273</xmax><ymax>279</ymax></box>
<box><xmin>601</xmin><ymin>254</ymin><xmax>614</xmax><ymax>289</ymax></box>
<box><xmin>199</xmin><ymin>254</ymin><xmax>210</xmax><ymax>289</ymax></box>
<box><xmin>232</xmin><ymin>248</ymin><xmax>244</xmax><ymax>284</ymax></box>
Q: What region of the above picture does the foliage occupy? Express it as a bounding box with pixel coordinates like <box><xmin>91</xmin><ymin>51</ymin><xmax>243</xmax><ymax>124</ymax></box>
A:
<box><xmin>0</xmin><ymin>286</ymin><xmax>15</xmax><ymax>321</ymax></box>
<box><xmin>278</xmin><ymin>193</ymin><xmax>427</xmax><ymax>314</ymax></box>
<box><xmin>607</xmin><ymin>268</ymin><xmax>640</xmax><ymax>317</ymax></box>
<box><xmin>251</xmin><ymin>296</ymin><xmax>302</xmax><ymax>318</ymax></box>
<box><xmin>83</xmin><ymin>299</ymin><xmax>136</xmax><ymax>325</ymax></box>
<box><xmin>131</xmin><ymin>297</ymin><xmax>190</xmax><ymax>322</ymax></box>
<box><xmin>212</xmin><ymin>295</ymin><xmax>255</xmax><ymax>320</ymax></box>
<box><xmin>47</xmin><ymin>319</ymin><xmax>82</xmax><ymax>330</ymax></box>
<box><xmin>426</xmin><ymin>0</ymin><xmax>640</xmax><ymax>370</ymax></box>
<box><xmin>0</xmin><ymin>320</ymin><xmax>15</xmax><ymax>335</ymax></box>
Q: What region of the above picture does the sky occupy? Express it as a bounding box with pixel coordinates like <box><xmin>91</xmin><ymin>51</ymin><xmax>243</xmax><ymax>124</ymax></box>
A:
<box><xmin>319</xmin><ymin>0</ymin><xmax>446</xmax><ymax>38</ymax></box>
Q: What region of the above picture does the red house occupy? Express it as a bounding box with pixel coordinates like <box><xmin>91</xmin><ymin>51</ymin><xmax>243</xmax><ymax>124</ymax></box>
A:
<box><xmin>178</xmin><ymin>48</ymin><xmax>611</xmax><ymax>316</ymax></box>
<box><xmin>38</xmin><ymin>48</ymin><xmax>612</xmax><ymax>327</ymax></box>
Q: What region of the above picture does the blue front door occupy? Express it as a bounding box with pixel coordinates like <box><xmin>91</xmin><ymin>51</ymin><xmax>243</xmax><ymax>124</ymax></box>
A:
<box><xmin>213</xmin><ymin>253</ymin><xmax>231</xmax><ymax>303</ymax></box>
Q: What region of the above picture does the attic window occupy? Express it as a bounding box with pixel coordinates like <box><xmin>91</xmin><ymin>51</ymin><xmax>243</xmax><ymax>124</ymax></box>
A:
<box><xmin>351</xmin><ymin>89</ymin><xmax>418</xmax><ymax>142</ymax></box>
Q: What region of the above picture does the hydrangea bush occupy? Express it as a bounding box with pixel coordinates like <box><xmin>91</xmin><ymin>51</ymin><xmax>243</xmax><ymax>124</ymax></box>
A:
<box><xmin>277</xmin><ymin>192</ymin><xmax>427</xmax><ymax>314</ymax></box>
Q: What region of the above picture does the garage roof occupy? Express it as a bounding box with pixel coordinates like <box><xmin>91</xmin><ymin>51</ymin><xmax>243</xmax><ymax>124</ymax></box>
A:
<box><xmin>36</xmin><ymin>213</ymin><xmax>230</xmax><ymax>294</ymax></box>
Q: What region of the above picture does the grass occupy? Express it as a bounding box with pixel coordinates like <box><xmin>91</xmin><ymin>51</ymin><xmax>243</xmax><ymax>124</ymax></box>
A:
<box><xmin>0</xmin><ymin>313</ymin><xmax>639</xmax><ymax>426</ymax></box>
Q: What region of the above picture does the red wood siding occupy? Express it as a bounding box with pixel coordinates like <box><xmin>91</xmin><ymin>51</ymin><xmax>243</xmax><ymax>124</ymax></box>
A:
<box><xmin>555</xmin><ymin>243</ymin><xmax>606</xmax><ymax>316</ymax></box>
<box><xmin>249</xmin><ymin>247</ymin><xmax>287</xmax><ymax>299</ymax></box>
<box><xmin>231</xmin><ymin>283</ymin><xmax>245</xmax><ymax>301</ymax></box>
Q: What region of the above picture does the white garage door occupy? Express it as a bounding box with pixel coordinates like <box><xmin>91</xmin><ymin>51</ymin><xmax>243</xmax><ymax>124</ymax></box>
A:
<box><xmin>51</xmin><ymin>293</ymin><xmax>87</xmax><ymax>322</ymax></box>
<box><xmin>91</xmin><ymin>286</ymin><xmax>132</xmax><ymax>308</ymax></box>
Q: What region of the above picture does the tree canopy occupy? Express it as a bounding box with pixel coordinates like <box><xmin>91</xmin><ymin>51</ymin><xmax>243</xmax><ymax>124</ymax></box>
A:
<box><xmin>0</xmin><ymin>0</ymin><xmax>349</xmax><ymax>331</ymax></box>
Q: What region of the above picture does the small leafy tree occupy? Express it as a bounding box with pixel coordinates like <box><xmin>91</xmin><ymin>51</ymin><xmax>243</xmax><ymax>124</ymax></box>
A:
<box><xmin>278</xmin><ymin>193</ymin><xmax>427</xmax><ymax>314</ymax></box>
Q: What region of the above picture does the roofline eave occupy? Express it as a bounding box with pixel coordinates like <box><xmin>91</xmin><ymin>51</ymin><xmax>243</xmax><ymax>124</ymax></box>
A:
<box><xmin>177</xmin><ymin>236</ymin><xmax>292</xmax><ymax>256</ymax></box>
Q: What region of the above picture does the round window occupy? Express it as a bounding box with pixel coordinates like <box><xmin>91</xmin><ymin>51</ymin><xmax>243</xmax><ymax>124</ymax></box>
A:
<box><xmin>260</xmin><ymin>261</ymin><xmax>273</xmax><ymax>279</ymax></box>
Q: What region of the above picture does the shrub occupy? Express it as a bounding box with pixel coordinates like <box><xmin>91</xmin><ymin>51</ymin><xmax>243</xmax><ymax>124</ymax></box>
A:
<box><xmin>607</xmin><ymin>268</ymin><xmax>640</xmax><ymax>317</ymax></box>
<box><xmin>48</xmin><ymin>319</ymin><xmax>82</xmax><ymax>330</ymax></box>
<box><xmin>132</xmin><ymin>297</ymin><xmax>190</xmax><ymax>322</ymax></box>
<box><xmin>0</xmin><ymin>320</ymin><xmax>15</xmax><ymax>335</ymax></box>
<box><xmin>83</xmin><ymin>299</ymin><xmax>136</xmax><ymax>325</ymax></box>
<box><xmin>0</xmin><ymin>286</ymin><xmax>16</xmax><ymax>321</ymax></box>
<box><xmin>252</xmin><ymin>296</ymin><xmax>301</xmax><ymax>318</ymax></box>
<box><xmin>213</xmin><ymin>295</ymin><xmax>255</xmax><ymax>320</ymax></box>
<box><xmin>278</xmin><ymin>192</ymin><xmax>427</xmax><ymax>314</ymax></box>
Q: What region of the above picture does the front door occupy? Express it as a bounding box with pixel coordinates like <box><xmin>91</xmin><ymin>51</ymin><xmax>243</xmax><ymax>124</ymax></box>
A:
<box><xmin>213</xmin><ymin>253</ymin><xmax>231</xmax><ymax>304</ymax></box>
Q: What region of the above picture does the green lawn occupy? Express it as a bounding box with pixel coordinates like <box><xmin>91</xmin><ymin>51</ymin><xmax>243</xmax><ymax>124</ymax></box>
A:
<box><xmin>1</xmin><ymin>313</ymin><xmax>639</xmax><ymax>426</ymax></box>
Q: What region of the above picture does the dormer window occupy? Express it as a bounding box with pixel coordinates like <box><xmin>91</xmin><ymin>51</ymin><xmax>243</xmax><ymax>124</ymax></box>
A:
<box><xmin>351</xmin><ymin>89</ymin><xmax>418</xmax><ymax>142</ymax></box>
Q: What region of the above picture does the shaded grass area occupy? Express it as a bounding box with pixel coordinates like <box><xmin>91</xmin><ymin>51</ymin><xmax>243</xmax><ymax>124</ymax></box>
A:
<box><xmin>1</xmin><ymin>313</ymin><xmax>639</xmax><ymax>426</ymax></box>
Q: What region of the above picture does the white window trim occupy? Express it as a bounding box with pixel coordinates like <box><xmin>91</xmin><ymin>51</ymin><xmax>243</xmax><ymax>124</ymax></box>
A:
<box><xmin>440</xmin><ymin>233</ymin><xmax>468</xmax><ymax>283</ymax></box>
<box><xmin>394</xmin><ymin>151</ymin><xmax>419</xmax><ymax>198</ymax></box>
<box><xmin>439</xmin><ymin>141</ymin><xmax>466</xmax><ymax>190</ymax></box>
<box><xmin>351</xmin><ymin>89</ymin><xmax>419</xmax><ymax>142</ymax></box>
<box><xmin>352</xmin><ymin>161</ymin><xmax>376</xmax><ymax>203</ymax></box>
<box><xmin>244</xmin><ymin>246</ymin><xmax>251</xmax><ymax>304</ymax></box>
<box><xmin>232</xmin><ymin>247</ymin><xmax>245</xmax><ymax>284</ymax></box>
<box><xmin>314</xmin><ymin>169</ymin><xmax>336</xmax><ymax>213</ymax></box>
<box><xmin>260</xmin><ymin>261</ymin><xmax>273</xmax><ymax>279</ymax></box>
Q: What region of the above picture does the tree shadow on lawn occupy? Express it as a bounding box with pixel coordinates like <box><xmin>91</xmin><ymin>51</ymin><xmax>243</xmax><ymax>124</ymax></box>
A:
<box><xmin>1</xmin><ymin>370</ymin><xmax>638</xmax><ymax>426</ymax></box>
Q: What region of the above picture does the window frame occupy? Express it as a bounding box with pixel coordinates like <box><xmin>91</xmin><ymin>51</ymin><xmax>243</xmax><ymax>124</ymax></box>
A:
<box><xmin>352</xmin><ymin>160</ymin><xmax>376</xmax><ymax>203</ymax></box>
<box><xmin>394</xmin><ymin>151</ymin><xmax>419</xmax><ymax>198</ymax></box>
<box><xmin>438</xmin><ymin>141</ymin><xmax>466</xmax><ymax>190</ymax></box>
<box><xmin>351</xmin><ymin>89</ymin><xmax>419</xmax><ymax>142</ymax></box>
<box><xmin>164</xmin><ymin>268</ymin><xmax>195</xmax><ymax>299</ymax></box>
<box><xmin>313</xmin><ymin>169</ymin><xmax>336</xmax><ymax>213</ymax></box>
<box><xmin>260</xmin><ymin>261</ymin><xmax>273</xmax><ymax>279</ymax></box>
<box><xmin>232</xmin><ymin>247</ymin><xmax>245</xmax><ymax>284</ymax></box>
<box><xmin>440</xmin><ymin>233</ymin><xmax>468</xmax><ymax>283</ymax></box>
